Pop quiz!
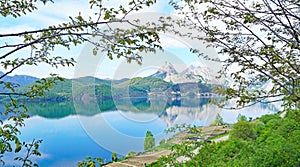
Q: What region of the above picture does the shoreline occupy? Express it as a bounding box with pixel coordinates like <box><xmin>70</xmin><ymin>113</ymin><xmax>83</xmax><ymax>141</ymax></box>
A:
<box><xmin>104</xmin><ymin>125</ymin><xmax>231</xmax><ymax>167</ymax></box>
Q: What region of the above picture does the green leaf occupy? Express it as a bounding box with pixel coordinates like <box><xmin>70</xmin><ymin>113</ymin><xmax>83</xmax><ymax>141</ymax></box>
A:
<box><xmin>104</xmin><ymin>12</ymin><xmax>110</xmax><ymax>20</ymax></box>
<box><xmin>15</xmin><ymin>142</ymin><xmax>21</xmax><ymax>153</ymax></box>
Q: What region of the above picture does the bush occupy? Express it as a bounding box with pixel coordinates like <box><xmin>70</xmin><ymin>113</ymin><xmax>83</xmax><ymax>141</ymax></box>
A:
<box><xmin>230</xmin><ymin>121</ymin><xmax>256</xmax><ymax>140</ymax></box>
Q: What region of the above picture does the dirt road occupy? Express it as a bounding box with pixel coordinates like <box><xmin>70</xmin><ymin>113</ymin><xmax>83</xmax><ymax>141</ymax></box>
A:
<box><xmin>104</xmin><ymin>150</ymin><xmax>171</xmax><ymax>167</ymax></box>
<box><xmin>104</xmin><ymin>126</ymin><xmax>230</xmax><ymax>167</ymax></box>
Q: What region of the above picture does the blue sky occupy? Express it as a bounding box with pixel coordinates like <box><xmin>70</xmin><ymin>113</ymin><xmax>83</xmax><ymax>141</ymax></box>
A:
<box><xmin>0</xmin><ymin>0</ymin><xmax>217</xmax><ymax>79</ymax></box>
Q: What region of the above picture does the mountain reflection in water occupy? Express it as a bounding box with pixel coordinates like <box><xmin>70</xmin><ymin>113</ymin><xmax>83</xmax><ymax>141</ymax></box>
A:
<box><xmin>2</xmin><ymin>97</ymin><xmax>278</xmax><ymax>167</ymax></box>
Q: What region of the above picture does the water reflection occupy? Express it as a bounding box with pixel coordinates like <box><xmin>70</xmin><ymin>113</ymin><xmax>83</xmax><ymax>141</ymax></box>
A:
<box><xmin>2</xmin><ymin>97</ymin><xmax>279</xmax><ymax>166</ymax></box>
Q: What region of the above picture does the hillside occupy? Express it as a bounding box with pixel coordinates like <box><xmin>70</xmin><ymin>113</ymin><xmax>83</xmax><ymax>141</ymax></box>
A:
<box><xmin>17</xmin><ymin>77</ymin><xmax>213</xmax><ymax>102</ymax></box>
<box><xmin>0</xmin><ymin>71</ymin><xmax>39</xmax><ymax>93</ymax></box>
<box><xmin>149</xmin><ymin>109</ymin><xmax>300</xmax><ymax>167</ymax></box>
<box><xmin>18</xmin><ymin>77</ymin><xmax>171</xmax><ymax>101</ymax></box>
<box><xmin>2</xmin><ymin>66</ymin><xmax>216</xmax><ymax>103</ymax></box>
<box><xmin>113</xmin><ymin>77</ymin><xmax>172</xmax><ymax>91</ymax></box>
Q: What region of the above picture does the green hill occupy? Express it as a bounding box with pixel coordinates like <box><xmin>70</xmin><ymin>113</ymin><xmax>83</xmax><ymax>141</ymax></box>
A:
<box><xmin>113</xmin><ymin>77</ymin><xmax>172</xmax><ymax>91</ymax></box>
<box><xmin>14</xmin><ymin>76</ymin><xmax>213</xmax><ymax>102</ymax></box>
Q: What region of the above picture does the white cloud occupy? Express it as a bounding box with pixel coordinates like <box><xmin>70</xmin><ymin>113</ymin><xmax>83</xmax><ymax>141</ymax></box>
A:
<box><xmin>0</xmin><ymin>25</ymin><xmax>35</xmax><ymax>53</ymax></box>
<box><xmin>0</xmin><ymin>0</ymin><xmax>177</xmax><ymax>78</ymax></box>
<box><xmin>25</xmin><ymin>0</ymin><xmax>92</xmax><ymax>26</ymax></box>
<box><xmin>0</xmin><ymin>24</ymin><xmax>35</xmax><ymax>34</ymax></box>
<box><xmin>26</xmin><ymin>0</ymin><xmax>172</xmax><ymax>27</ymax></box>
<box><xmin>160</xmin><ymin>35</ymin><xmax>187</xmax><ymax>48</ymax></box>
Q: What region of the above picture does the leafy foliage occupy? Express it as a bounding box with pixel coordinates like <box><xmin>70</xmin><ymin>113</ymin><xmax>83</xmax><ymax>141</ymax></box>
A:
<box><xmin>114</xmin><ymin>77</ymin><xmax>172</xmax><ymax>92</ymax></box>
<box><xmin>14</xmin><ymin>139</ymin><xmax>43</xmax><ymax>167</ymax></box>
<box><xmin>0</xmin><ymin>75</ymin><xmax>63</xmax><ymax>165</ymax></box>
<box><xmin>125</xmin><ymin>151</ymin><xmax>136</xmax><ymax>158</ymax></box>
<box><xmin>144</xmin><ymin>131</ymin><xmax>155</xmax><ymax>151</ymax></box>
<box><xmin>150</xmin><ymin>109</ymin><xmax>300</xmax><ymax>167</ymax></box>
<box><xmin>169</xmin><ymin>0</ymin><xmax>300</xmax><ymax>109</ymax></box>
<box><xmin>78</xmin><ymin>156</ymin><xmax>103</xmax><ymax>167</ymax></box>
<box><xmin>230</xmin><ymin>120</ymin><xmax>256</xmax><ymax>140</ymax></box>
<box><xmin>0</xmin><ymin>0</ymin><xmax>53</xmax><ymax>17</ymax></box>
<box><xmin>237</xmin><ymin>113</ymin><xmax>248</xmax><ymax>122</ymax></box>
<box><xmin>111</xmin><ymin>152</ymin><xmax>118</xmax><ymax>162</ymax></box>
<box><xmin>210</xmin><ymin>113</ymin><xmax>225</xmax><ymax>126</ymax></box>
<box><xmin>0</xmin><ymin>0</ymin><xmax>164</xmax><ymax>165</ymax></box>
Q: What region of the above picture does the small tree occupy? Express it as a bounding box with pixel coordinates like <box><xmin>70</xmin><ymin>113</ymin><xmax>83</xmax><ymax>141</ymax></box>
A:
<box><xmin>78</xmin><ymin>157</ymin><xmax>102</xmax><ymax>167</ymax></box>
<box><xmin>237</xmin><ymin>114</ymin><xmax>248</xmax><ymax>122</ymax></box>
<box><xmin>144</xmin><ymin>131</ymin><xmax>155</xmax><ymax>151</ymax></box>
<box><xmin>230</xmin><ymin>121</ymin><xmax>256</xmax><ymax>140</ymax></box>
<box><xmin>210</xmin><ymin>113</ymin><xmax>225</xmax><ymax>126</ymax></box>
<box><xmin>125</xmin><ymin>151</ymin><xmax>136</xmax><ymax>158</ymax></box>
<box><xmin>159</xmin><ymin>139</ymin><xmax>166</xmax><ymax>145</ymax></box>
<box><xmin>111</xmin><ymin>152</ymin><xmax>117</xmax><ymax>162</ymax></box>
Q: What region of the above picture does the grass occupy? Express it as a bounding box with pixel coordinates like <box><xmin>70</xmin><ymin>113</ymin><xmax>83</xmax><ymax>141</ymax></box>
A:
<box><xmin>208</xmin><ymin>132</ymin><xmax>229</xmax><ymax>140</ymax></box>
<box><xmin>151</xmin><ymin>142</ymin><xmax>175</xmax><ymax>152</ymax></box>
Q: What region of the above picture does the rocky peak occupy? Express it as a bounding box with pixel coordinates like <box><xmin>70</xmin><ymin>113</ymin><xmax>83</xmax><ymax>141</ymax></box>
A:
<box><xmin>148</xmin><ymin>62</ymin><xmax>221</xmax><ymax>84</ymax></box>
<box><xmin>158</xmin><ymin>62</ymin><xmax>178</xmax><ymax>75</ymax></box>
<box><xmin>182</xmin><ymin>65</ymin><xmax>209</xmax><ymax>75</ymax></box>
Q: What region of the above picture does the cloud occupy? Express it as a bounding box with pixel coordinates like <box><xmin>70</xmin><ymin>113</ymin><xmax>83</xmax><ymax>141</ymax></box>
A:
<box><xmin>0</xmin><ymin>25</ymin><xmax>35</xmax><ymax>53</ymax></box>
<box><xmin>0</xmin><ymin>0</ymin><xmax>176</xmax><ymax>78</ymax></box>
<box><xmin>26</xmin><ymin>0</ymin><xmax>173</xmax><ymax>27</ymax></box>
<box><xmin>0</xmin><ymin>24</ymin><xmax>35</xmax><ymax>34</ymax></box>
<box><xmin>25</xmin><ymin>0</ymin><xmax>92</xmax><ymax>26</ymax></box>
<box><xmin>160</xmin><ymin>35</ymin><xmax>187</xmax><ymax>48</ymax></box>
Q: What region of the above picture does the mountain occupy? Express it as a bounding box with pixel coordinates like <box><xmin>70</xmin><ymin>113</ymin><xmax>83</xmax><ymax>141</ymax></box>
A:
<box><xmin>182</xmin><ymin>65</ymin><xmax>223</xmax><ymax>84</ymax></box>
<box><xmin>0</xmin><ymin>72</ymin><xmax>39</xmax><ymax>91</ymax></box>
<box><xmin>1</xmin><ymin>67</ymin><xmax>215</xmax><ymax>102</ymax></box>
<box><xmin>148</xmin><ymin>62</ymin><xmax>221</xmax><ymax>84</ymax></box>
<box><xmin>74</xmin><ymin>76</ymin><xmax>130</xmax><ymax>86</ymax></box>
<box><xmin>20</xmin><ymin>77</ymin><xmax>162</xmax><ymax>102</ymax></box>
<box><xmin>148</xmin><ymin>62</ymin><xmax>178</xmax><ymax>80</ymax></box>
<box><xmin>113</xmin><ymin>77</ymin><xmax>172</xmax><ymax>92</ymax></box>
<box><xmin>181</xmin><ymin>65</ymin><xmax>209</xmax><ymax>82</ymax></box>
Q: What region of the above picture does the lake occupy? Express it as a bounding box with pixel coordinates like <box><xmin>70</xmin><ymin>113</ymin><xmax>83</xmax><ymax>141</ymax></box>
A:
<box><xmin>2</xmin><ymin>98</ymin><xmax>279</xmax><ymax>166</ymax></box>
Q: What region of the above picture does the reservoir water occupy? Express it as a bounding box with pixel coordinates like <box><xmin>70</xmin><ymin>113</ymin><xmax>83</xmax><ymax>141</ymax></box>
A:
<box><xmin>3</xmin><ymin>98</ymin><xmax>279</xmax><ymax>166</ymax></box>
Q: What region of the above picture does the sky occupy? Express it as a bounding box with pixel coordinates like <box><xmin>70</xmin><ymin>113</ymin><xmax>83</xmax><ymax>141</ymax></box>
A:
<box><xmin>0</xmin><ymin>0</ymin><xmax>220</xmax><ymax>79</ymax></box>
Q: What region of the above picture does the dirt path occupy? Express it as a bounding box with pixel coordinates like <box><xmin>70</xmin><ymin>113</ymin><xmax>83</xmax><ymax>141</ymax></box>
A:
<box><xmin>104</xmin><ymin>150</ymin><xmax>171</xmax><ymax>167</ymax></box>
<box><xmin>105</xmin><ymin>162</ymin><xmax>136</xmax><ymax>167</ymax></box>
<box><xmin>104</xmin><ymin>126</ymin><xmax>230</xmax><ymax>167</ymax></box>
<box><xmin>176</xmin><ymin>134</ymin><xmax>229</xmax><ymax>162</ymax></box>
<box><xmin>214</xmin><ymin>135</ymin><xmax>229</xmax><ymax>142</ymax></box>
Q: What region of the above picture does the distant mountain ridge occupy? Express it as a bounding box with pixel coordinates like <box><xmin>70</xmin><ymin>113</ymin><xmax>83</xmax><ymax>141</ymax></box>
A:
<box><xmin>148</xmin><ymin>62</ymin><xmax>220</xmax><ymax>84</ymax></box>
<box><xmin>0</xmin><ymin>71</ymin><xmax>39</xmax><ymax>88</ymax></box>
<box><xmin>0</xmin><ymin>61</ymin><xmax>216</xmax><ymax>88</ymax></box>
<box><xmin>0</xmin><ymin>66</ymin><xmax>216</xmax><ymax>102</ymax></box>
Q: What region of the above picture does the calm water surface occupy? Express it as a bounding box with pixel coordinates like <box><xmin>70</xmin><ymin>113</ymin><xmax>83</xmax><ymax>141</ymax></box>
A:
<box><xmin>3</xmin><ymin>98</ymin><xmax>279</xmax><ymax>166</ymax></box>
